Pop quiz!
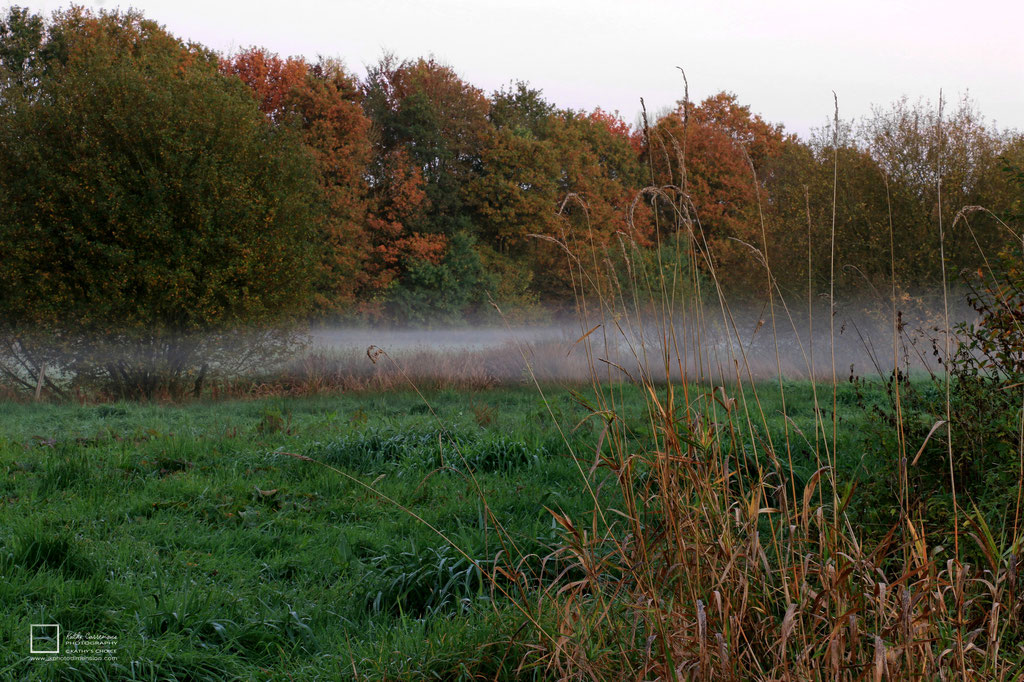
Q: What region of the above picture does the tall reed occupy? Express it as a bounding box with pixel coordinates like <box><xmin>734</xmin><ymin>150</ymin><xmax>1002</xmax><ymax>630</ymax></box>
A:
<box><xmin>502</xmin><ymin>96</ymin><xmax>1024</xmax><ymax>681</ymax></box>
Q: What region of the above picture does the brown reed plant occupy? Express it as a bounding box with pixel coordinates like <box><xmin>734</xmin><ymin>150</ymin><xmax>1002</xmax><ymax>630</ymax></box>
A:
<box><xmin>501</xmin><ymin>96</ymin><xmax>1024</xmax><ymax>681</ymax></box>
<box><xmin>270</xmin><ymin>98</ymin><xmax>1024</xmax><ymax>678</ymax></box>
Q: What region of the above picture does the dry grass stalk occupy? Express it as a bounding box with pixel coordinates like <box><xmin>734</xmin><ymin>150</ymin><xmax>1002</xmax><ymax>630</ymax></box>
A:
<box><xmin>505</xmin><ymin>125</ymin><xmax>1024</xmax><ymax>680</ymax></box>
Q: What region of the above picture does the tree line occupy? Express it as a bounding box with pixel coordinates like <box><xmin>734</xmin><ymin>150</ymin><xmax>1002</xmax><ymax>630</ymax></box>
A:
<box><xmin>1</xmin><ymin>6</ymin><xmax>1021</xmax><ymax>340</ymax></box>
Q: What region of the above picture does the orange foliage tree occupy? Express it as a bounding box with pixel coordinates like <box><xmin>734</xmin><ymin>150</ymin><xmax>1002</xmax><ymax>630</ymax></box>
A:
<box><xmin>360</xmin><ymin>56</ymin><xmax>493</xmax><ymax>315</ymax></box>
<box><xmin>221</xmin><ymin>49</ymin><xmax>373</xmax><ymax>314</ymax></box>
<box><xmin>533</xmin><ymin>110</ymin><xmax>652</xmax><ymax>300</ymax></box>
<box><xmin>649</xmin><ymin>92</ymin><xmax>784</xmax><ymax>293</ymax></box>
<box><xmin>363</xmin><ymin>55</ymin><xmax>491</xmax><ymax>236</ymax></box>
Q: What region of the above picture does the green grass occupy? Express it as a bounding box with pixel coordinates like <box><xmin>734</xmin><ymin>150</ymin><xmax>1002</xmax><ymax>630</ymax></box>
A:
<box><xmin>0</xmin><ymin>382</ymin><xmax>911</xmax><ymax>679</ymax></box>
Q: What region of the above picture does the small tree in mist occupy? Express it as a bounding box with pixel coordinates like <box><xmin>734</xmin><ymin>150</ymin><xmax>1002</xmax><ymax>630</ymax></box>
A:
<box><xmin>0</xmin><ymin>8</ymin><xmax>321</xmax><ymax>398</ymax></box>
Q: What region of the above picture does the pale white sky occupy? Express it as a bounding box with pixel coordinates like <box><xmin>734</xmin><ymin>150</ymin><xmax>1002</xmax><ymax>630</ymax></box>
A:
<box><xmin>17</xmin><ymin>0</ymin><xmax>1024</xmax><ymax>138</ymax></box>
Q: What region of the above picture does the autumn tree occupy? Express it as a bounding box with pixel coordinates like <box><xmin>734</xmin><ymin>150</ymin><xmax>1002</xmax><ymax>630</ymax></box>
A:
<box><xmin>218</xmin><ymin>46</ymin><xmax>306</xmax><ymax>119</ymax></box>
<box><xmin>0</xmin><ymin>9</ymin><xmax>321</xmax><ymax>396</ymax></box>
<box><xmin>360</xmin><ymin>150</ymin><xmax>435</xmax><ymax>305</ymax></box>
<box><xmin>587</xmin><ymin>107</ymin><xmax>644</xmax><ymax>154</ymax></box>
<box><xmin>221</xmin><ymin>49</ymin><xmax>373</xmax><ymax>314</ymax></box>
<box><xmin>859</xmin><ymin>95</ymin><xmax>1020</xmax><ymax>287</ymax></box>
<box><xmin>360</xmin><ymin>56</ymin><xmax>496</xmax><ymax>319</ymax></box>
<box><xmin>648</xmin><ymin>92</ymin><xmax>785</xmax><ymax>293</ymax></box>
<box><xmin>363</xmin><ymin>55</ymin><xmax>491</xmax><ymax>237</ymax></box>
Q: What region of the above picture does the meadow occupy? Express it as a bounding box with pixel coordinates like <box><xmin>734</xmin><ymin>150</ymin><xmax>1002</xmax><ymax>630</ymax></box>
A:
<box><xmin>0</xmin><ymin>381</ymin><xmax>905</xmax><ymax>680</ymax></box>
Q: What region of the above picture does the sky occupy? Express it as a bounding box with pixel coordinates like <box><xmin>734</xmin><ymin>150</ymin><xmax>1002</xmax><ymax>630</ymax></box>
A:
<box><xmin>16</xmin><ymin>0</ymin><xmax>1024</xmax><ymax>139</ymax></box>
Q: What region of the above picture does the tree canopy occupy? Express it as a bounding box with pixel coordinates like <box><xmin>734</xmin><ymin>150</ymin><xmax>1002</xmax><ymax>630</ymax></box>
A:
<box><xmin>1</xmin><ymin>5</ymin><xmax>1022</xmax><ymax>339</ymax></box>
<box><xmin>0</xmin><ymin>9</ymin><xmax>321</xmax><ymax>335</ymax></box>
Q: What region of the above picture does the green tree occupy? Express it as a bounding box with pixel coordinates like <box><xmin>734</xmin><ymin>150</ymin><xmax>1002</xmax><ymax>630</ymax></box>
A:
<box><xmin>0</xmin><ymin>8</ymin><xmax>321</xmax><ymax>398</ymax></box>
<box><xmin>387</xmin><ymin>232</ymin><xmax>497</xmax><ymax>325</ymax></box>
<box><xmin>762</xmin><ymin>133</ymin><xmax>893</xmax><ymax>300</ymax></box>
<box><xmin>534</xmin><ymin>110</ymin><xmax>651</xmax><ymax>301</ymax></box>
<box><xmin>0</xmin><ymin>6</ymin><xmax>46</xmax><ymax>85</ymax></box>
<box><xmin>467</xmin><ymin>123</ymin><xmax>560</xmax><ymax>254</ymax></box>
<box><xmin>363</xmin><ymin>55</ymin><xmax>491</xmax><ymax>237</ymax></box>
<box><xmin>489</xmin><ymin>81</ymin><xmax>555</xmax><ymax>139</ymax></box>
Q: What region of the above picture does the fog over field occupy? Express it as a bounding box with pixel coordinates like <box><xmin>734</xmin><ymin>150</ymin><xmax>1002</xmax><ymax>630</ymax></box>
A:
<box><xmin>0</xmin><ymin>297</ymin><xmax>975</xmax><ymax>397</ymax></box>
<box><xmin>306</xmin><ymin>296</ymin><xmax>977</xmax><ymax>385</ymax></box>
